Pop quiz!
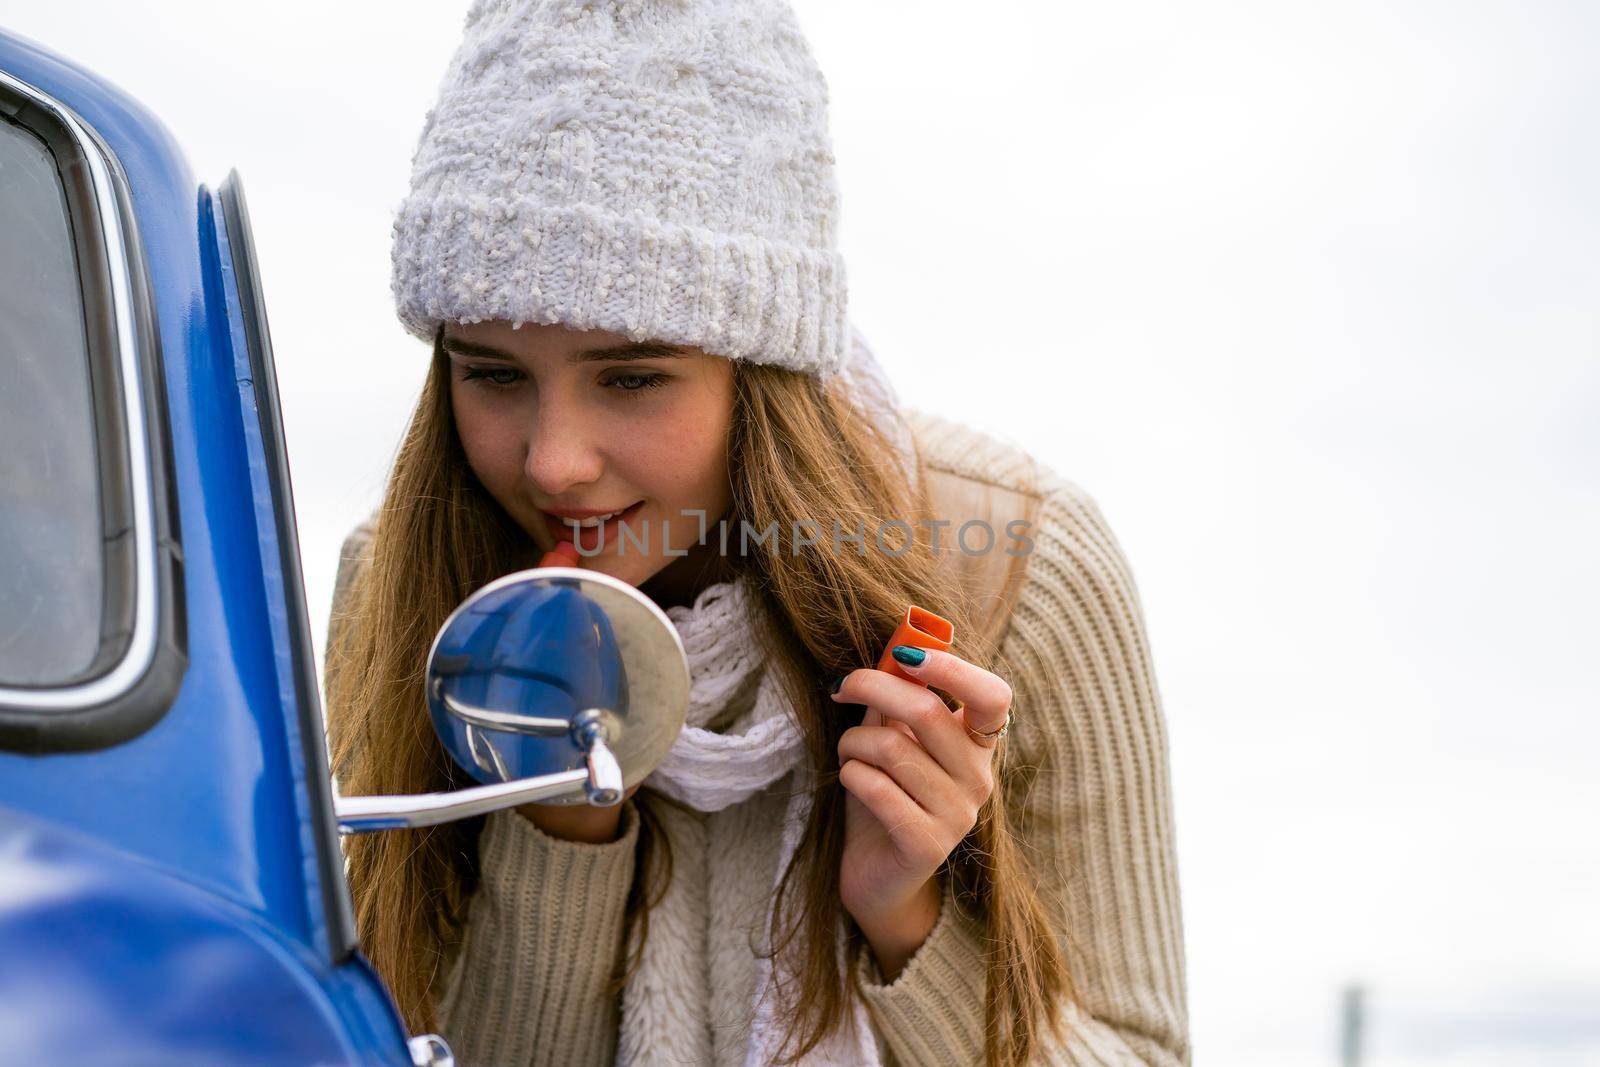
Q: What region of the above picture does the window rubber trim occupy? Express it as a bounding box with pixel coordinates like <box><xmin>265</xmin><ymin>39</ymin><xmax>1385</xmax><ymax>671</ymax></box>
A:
<box><xmin>0</xmin><ymin>70</ymin><xmax>186</xmax><ymax>752</ymax></box>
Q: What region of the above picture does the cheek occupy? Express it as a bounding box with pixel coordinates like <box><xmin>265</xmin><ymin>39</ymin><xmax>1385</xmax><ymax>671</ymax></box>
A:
<box><xmin>451</xmin><ymin>388</ymin><xmax>525</xmax><ymax>492</ymax></box>
<box><xmin>634</xmin><ymin>401</ymin><xmax>731</xmax><ymax>507</ymax></box>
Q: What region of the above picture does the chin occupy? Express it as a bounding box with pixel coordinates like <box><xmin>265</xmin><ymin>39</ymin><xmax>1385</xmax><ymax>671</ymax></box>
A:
<box><xmin>571</xmin><ymin>553</ymin><xmax>667</xmax><ymax>590</ymax></box>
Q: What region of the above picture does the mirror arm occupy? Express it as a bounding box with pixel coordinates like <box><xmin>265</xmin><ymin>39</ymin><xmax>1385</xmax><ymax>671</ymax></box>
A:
<box><xmin>335</xmin><ymin>770</ymin><xmax>593</xmax><ymax>834</ymax></box>
<box><xmin>336</xmin><ymin>707</ymin><xmax>628</xmax><ymax>833</ymax></box>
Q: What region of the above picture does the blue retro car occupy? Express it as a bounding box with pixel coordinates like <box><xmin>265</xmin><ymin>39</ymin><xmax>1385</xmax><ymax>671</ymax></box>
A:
<box><xmin>0</xmin><ymin>26</ymin><xmax>687</xmax><ymax>1066</ymax></box>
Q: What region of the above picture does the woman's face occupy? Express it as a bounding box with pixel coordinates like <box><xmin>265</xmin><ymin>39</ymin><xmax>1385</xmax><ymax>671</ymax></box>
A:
<box><xmin>443</xmin><ymin>320</ymin><xmax>736</xmax><ymax>590</ymax></box>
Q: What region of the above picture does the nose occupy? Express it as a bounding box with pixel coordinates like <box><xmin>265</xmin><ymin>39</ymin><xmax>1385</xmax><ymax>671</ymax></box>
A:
<box><xmin>522</xmin><ymin>394</ymin><xmax>605</xmax><ymax>496</ymax></box>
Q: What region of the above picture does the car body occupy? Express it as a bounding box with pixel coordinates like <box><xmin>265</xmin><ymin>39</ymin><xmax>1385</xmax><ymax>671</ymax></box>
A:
<box><xmin>0</xmin><ymin>27</ymin><xmax>435</xmax><ymax>1066</ymax></box>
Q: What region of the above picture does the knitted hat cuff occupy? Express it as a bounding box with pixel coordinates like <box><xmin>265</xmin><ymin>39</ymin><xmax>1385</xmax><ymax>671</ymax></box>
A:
<box><xmin>392</xmin><ymin>193</ymin><xmax>849</xmax><ymax>378</ymax></box>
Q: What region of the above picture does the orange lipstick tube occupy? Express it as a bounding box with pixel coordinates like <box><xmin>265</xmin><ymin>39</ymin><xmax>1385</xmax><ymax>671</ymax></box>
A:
<box><xmin>537</xmin><ymin>541</ymin><xmax>582</xmax><ymax>568</ymax></box>
<box><xmin>875</xmin><ymin>605</ymin><xmax>955</xmax><ymax>686</ymax></box>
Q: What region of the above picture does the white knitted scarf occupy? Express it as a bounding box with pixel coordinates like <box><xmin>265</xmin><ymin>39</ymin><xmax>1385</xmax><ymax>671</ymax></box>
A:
<box><xmin>614</xmin><ymin>576</ymin><xmax>880</xmax><ymax>1067</ymax></box>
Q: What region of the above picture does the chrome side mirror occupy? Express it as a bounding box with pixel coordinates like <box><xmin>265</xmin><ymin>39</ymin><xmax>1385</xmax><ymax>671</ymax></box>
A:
<box><xmin>335</xmin><ymin>567</ymin><xmax>689</xmax><ymax>834</ymax></box>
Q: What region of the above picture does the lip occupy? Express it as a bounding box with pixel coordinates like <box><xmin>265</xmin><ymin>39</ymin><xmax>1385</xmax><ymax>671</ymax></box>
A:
<box><xmin>540</xmin><ymin>499</ymin><xmax>645</xmax><ymax>550</ymax></box>
<box><xmin>542</xmin><ymin>502</ymin><xmax>637</xmax><ymax>520</ymax></box>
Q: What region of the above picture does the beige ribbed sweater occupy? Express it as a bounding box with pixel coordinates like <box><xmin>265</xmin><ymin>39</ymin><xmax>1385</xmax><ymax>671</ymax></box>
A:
<box><xmin>328</xmin><ymin>410</ymin><xmax>1189</xmax><ymax>1066</ymax></box>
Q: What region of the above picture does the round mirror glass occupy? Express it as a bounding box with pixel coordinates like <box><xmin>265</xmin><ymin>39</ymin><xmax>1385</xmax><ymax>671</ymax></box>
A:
<box><xmin>425</xmin><ymin>566</ymin><xmax>690</xmax><ymax>806</ymax></box>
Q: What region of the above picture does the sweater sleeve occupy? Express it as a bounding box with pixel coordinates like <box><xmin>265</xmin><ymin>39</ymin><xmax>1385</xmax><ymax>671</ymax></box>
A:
<box><xmin>436</xmin><ymin>804</ymin><xmax>641</xmax><ymax>1067</ymax></box>
<box><xmin>857</xmin><ymin>482</ymin><xmax>1191</xmax><ymax>1066</ymax></box>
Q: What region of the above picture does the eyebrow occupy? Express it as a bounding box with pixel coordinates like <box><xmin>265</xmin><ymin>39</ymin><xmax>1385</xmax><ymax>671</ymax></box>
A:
<box><xmin>440</xmin><ymin>335</ymin><xmax>690</xmax><ymax>364</ymax></box>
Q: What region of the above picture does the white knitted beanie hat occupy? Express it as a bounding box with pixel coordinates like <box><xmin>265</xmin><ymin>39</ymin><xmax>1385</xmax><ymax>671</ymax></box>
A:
<box><xmin>391</xmin><ymin>0</ymin><xmax>850</xmax><ymax>378</ymax></box>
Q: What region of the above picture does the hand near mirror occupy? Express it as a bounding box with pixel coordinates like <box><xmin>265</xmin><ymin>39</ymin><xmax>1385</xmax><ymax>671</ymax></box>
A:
<box><xmin>830</xmin><ymin>647</ymin><xmax>1011</xmax><ymax>980</ymax></box>
<box><xmin>518</xmin><ymin>783</ymin><xmax>641</xmax><ymax>844</ymax></box>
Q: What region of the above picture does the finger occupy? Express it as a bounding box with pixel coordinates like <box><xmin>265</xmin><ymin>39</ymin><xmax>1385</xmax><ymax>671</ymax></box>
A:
<box><xmin>883</xmin><ymin>646</ymin><xmax>1012</xmax><ymax>737</ymax></box>
<box><xmin>955</xmin><ymin>703</ymin><xmax>1008</xmax><ymax>751</ymax></box>
<box><xmin>835</xmin><ymin>669</ymin><xmax>915</xmax><ymax>743</ymax></box>
<box><xmin>833</xmin><ymin>669</ymin><xmax>992</xmax><ymax>794</ymax></box>
<box><xmin>838</xmin><ymin>725</ymin><xmax>965</xmax><ymax>817</ymax></box>
<box><xmin>838</xmin><ymin>759</ymin><xmax>949</xmax><ymax>870</ymax></box>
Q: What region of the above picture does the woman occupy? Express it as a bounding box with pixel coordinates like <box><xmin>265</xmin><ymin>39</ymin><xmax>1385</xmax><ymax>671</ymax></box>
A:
<box><xmin>325</xmin><ymin>1</ymin><xmax>1188</xmax><ymax>1065</ymax></box>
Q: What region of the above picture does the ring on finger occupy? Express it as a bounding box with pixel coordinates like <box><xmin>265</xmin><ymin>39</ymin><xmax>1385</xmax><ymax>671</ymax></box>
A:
<box><xmin>962</xmin><ymin>703</ymin><xmax>1011</xmax><ymax>744</ymax></box>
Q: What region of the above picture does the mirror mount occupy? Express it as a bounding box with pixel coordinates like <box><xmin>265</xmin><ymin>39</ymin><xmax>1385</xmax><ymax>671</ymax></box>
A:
<box><xmin>571</xmin><ymin>708</ymin><xmax>623</xmax><ymax>805</ymax></box>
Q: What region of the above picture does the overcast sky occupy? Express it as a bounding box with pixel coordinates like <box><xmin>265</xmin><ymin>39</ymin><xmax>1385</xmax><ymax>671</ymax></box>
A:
<box><xmin>4</xmin><ymin>2</ymin><xmax>1597</xmax><ymax>1063</ymax></box>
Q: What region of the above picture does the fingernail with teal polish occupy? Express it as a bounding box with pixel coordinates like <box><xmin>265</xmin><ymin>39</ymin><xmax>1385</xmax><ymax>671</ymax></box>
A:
<box><xmin>830</xmin><ymin>674</ymin><xmax>846</xmax><ymax>694</ymax></box>
<box><xmin>891</xmin><ymin>645</ymin><xmax>926</xmax><ymax>667</ymax></box>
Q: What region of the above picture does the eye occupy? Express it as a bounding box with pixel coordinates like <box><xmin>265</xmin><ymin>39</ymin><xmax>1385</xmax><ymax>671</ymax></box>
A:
<box><xmin>461</xmin><ymin>365</ymin><xmax>524</xmax><ymax>388</ymax></box>
<box><xmin>604</xmin><ymin>371</ymin><xmax>670</xmax><ymax>397</ymax></box>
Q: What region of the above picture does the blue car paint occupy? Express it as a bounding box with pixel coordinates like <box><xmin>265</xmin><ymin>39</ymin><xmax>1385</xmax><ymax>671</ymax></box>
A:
<box><xmin>0</xmin><ymin>805</ymin><xmax>365</xmax><ymax>1065</ymax></box>
<box><xmin>0</xmin><ymin>28</ymin><xmax>414</xmax><ymax>1063</ymax></box>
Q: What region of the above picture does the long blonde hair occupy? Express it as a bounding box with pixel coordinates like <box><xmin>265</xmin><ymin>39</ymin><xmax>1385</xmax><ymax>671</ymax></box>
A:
<box><xmin>326</xmin><ymin>335</ymin><xmax>1070</xmax><ymax>1065</ymax></box>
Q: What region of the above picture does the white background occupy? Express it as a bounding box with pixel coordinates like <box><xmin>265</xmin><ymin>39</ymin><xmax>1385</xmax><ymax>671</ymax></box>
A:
<box><xmin>3</xmin><ymin>2</ymin><xmax>1597</xmax><ymax>1063</ymax></box>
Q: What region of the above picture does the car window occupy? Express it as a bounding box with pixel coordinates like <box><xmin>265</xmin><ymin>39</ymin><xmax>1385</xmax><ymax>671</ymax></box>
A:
<box><xmin>0</xmin><ymin>114</ymin><xmax>104</xmax><ymax>686</ymax></box>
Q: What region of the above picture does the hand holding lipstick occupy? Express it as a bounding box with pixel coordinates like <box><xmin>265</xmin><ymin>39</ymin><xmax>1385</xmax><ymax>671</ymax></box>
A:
<box><xmin>830</xmin><ymin>608</ymin><xmax>1013</xmax><ymax>980</ymax></box>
